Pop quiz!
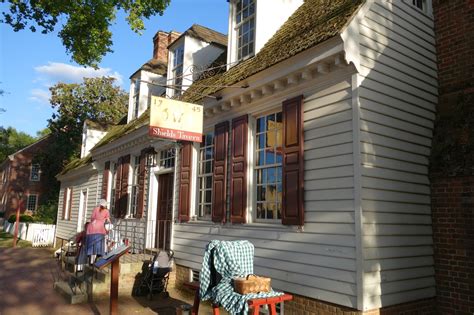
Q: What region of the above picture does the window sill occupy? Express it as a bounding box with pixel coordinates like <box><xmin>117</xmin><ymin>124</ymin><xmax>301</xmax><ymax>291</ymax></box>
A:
<box><xmin>177</xmin><ymin>220</ymin><xmax>296</xmax><ymax>231</ymax></box>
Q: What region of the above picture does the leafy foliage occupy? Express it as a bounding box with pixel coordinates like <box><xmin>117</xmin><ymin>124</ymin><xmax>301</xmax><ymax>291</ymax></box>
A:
<box><xmin>33</xmin><ymin>200</ymin><xmax>58</xmax><ymax>224</ymax></box>
<box><xmin>1</xmin><ymin>0</ymin><xmax>171</xmax><ymax>67</ymax></box>
<box><xmin>36</xmin><ymin>76</ymin><xmax>128</xmax><ymax>202</ymax></box>
<box><xmin>7</xmin><ymin>214</ymin><xmax>35</xmax><ymax>224</ymax></box>
<box><xmin>0</xmin><ymin>127</ymin><xmax>36</xmax><ymax>162</ymax></box>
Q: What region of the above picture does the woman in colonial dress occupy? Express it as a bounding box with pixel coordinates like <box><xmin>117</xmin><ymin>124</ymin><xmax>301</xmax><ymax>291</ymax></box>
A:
<box><xmin>86</xmin><ymin>199</ymin><xmax>110</xmax><ymax>262</ymax></box>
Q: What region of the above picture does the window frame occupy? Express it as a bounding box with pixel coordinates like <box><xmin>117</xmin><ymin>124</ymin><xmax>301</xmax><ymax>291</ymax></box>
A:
<box><xmin>128</xmin><ymin>156</ymin><xmax>140</xmax><ymax>218</ymax></box>
<box><xmin>26</xmin><ymin>194</ymin><xmax>38</xmax><ymax>212</ymax></box>
<box><xmin>171</xmin><ymin>44</ymin><xmax>185</xmax><ymax>96</ymax></box>
<box><xmin>30</xmin><ymin>163</ymin><xmax>41</xmax><ymax>181</ymax></box>
<box><xmin>63</xmin><ymin>187</ymin><xmax>72</xmax><ymax>220</ymax></box>
<box><xmin>252</xmin><ymin>109</ymin><xmax>283</xmax><ymax>224</ymax></box>
<box><xmin>132</xmin><ymin>79</ymin><xmax>140</xmax><ymax>119</ymax></box>
<box><xmin>197</xmin><ymin>132</ymin><xmax>214</xmax><ymax>221</ymax></box>
<box><xmin>234</xmin><ymin>0</ymin><xmax>256</xmax><ymax>62</ymax></box>
<box><xmin>110</xmin><ymin>162</ymin><xmax>117</xmax><ymax>214</ymax></box>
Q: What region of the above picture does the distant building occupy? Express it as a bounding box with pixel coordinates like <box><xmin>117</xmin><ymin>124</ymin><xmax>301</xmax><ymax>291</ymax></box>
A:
<box><xmin>0</xmin><ymin>135</ymin><xmax>53</xmax><ymax>218</ymax></box>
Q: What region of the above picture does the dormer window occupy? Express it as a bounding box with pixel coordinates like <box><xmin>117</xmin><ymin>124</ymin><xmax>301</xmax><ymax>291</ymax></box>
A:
<box><xmin>172</xmin><ymin>45</ymin><xmax>184</xmax><ymax>96</ymax></box>
<box><xmin>133</xmin><ymin>79</ymin><xmax>140</xmax><ymax>119</ymax></box>
<box><xmin>235</xmin><ymin>0</ymin><xmax>255</xmax><ymax>61</ymax></box>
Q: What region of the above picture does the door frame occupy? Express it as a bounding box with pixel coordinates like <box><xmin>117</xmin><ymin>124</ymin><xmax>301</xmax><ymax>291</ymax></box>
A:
<box><xmin>146</xmin><ymin>167</ymin><xmax>176</xmax><ymax>249</ymax></box>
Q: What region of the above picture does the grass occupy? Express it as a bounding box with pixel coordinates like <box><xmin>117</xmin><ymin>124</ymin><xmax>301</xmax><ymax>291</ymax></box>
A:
<box><xmin>0</xmin><ymin>231</ymin><xmax>32</xmax><ymax>248</ymax></box>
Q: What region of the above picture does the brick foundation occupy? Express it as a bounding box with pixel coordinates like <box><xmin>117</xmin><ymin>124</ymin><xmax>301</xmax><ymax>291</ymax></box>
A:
<box><xmin>431</xmin><ymin>175</ymin><xmax>474</xmax><ymax>314</ymax></box>
<box><xmin>175</xmin><ymin>265</ymin><xmax>435</xmax><ymax>314</ymax></box>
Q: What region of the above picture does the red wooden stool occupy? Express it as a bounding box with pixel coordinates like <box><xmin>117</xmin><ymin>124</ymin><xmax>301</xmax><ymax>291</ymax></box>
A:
<box><xmin>184</xmin><ymin>281</ymin><xmax>293</xmax><ymax>315</ymax></box>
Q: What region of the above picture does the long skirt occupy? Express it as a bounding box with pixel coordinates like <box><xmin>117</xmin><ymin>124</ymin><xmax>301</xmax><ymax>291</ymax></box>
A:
<box><xmin>86</xmin><ymin>234</ymin><xmax>105</xmax><ymax>256</ymax></box>
<box><xmin>76</xmin><ymin>244</ymin><xmax>88</xmax><ymax>265</ymax></box>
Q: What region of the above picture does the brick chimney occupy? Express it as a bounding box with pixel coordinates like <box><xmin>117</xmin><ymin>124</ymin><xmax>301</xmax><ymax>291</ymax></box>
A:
<box><xmin>153</xmin><ymin>30</ymin><xmax>181</xmax><ymax>64</ymax></box>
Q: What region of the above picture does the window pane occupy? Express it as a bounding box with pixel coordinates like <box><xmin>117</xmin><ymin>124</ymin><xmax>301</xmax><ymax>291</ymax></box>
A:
<box><xmin>257</xmin><ymin>134</ymin><xmax>265</xmax><ymax>149</ymax></box>
<box><xmin>205</xmin><ymin>191</ymin><xmax>212</xmax><ymax>203</ymax></box>
<box><xmin>205</xmin><ymin>176</ymin><xmax>212</xmax><ymax>189</ymax></box>
<box><xmin>265</xmin><ymin>149</ymin><xmax>275</xmax><ymax>164</ymax></box>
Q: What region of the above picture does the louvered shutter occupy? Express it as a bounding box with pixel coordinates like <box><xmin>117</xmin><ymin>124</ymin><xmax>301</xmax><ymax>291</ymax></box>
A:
<box><xmin>114</xmin><ymin>157</ymin><xmax>123</xmax><ymax>218</ymax></box>
<box><xmin>101</xmin><ymin>161</ymin><xmax>110</xmax><ymax>199</ymax></box>
<box><xmin>119</xmin><ymin>155</ymin><xmax>130</xmax><ymax>218</ymax></box>
<box><xmin>282</xmin><ymin>95</ymin><xmax>304</xmax><ymax>226</ymax></box>
<box><xmin>178</xmin><ymin>142</ymin><xmax>193</xmax><ymax>222</ymax></box>
<box><xmin>230</xmin><ymin>115</ymin><xmax>248</xmax><ymax>223</ymax></box>
<box><xmin>136</xmin><ymin>149</ymin><xmax>147</xmax><ymax>219</ymax></box>
<box><xmin>212</xmin><ymin>121</ymin><xmax>229</xmax><ymax>223</ymax></box>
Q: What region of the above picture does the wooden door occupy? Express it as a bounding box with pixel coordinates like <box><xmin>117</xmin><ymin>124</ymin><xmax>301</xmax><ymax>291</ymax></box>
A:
<box><xmin>156</xmin><ymin>173</ymin><xmax>174</xmax><ymax>250</ymax></box>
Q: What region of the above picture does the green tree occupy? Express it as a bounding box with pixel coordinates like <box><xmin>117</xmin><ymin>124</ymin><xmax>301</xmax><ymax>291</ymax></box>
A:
<box><xmin>0</xmin><ymin>127</ymin><xmax>36</xmax><ymax>162</ymax></box>
<box><xmin>36</xmin><ymin>127</ymin><xmax>51</xmax><ymax>138</ymax></box>
<box><xmin>1</xmin><ymin>0</ymin><xmax>171</xmax><ymax>67</ymax></box>
<box><xmin>36</xmin><ymin>76</ymin><xmax>128</xmax><ymax>202</ymax></box>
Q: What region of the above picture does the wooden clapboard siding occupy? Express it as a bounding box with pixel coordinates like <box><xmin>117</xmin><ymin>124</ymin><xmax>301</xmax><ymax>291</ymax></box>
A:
<box><xmin>173</xmin><ymin>77</ymin><xmax>357</xmax><ymax>308</ymax></box>
<box><xmin>56</xmin><ymin>172</ymin><xmax>99</xmax><ymax>240</ymax></box>
<box><xmin>357</xmin><ymin>1</ymin><xmax>437</xmax><ymax>310</ymax></box>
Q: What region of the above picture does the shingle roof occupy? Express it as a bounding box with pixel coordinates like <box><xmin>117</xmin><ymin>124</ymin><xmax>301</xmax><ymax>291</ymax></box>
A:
<box><xmin>92</xmin><ymin>0</ymin><xmax>363</xmax><ymax>150</ymax></box>
<box><xmin>58</xmin><ymin>154</ymin><xmax>92</xmax><ymax>176</ymax></box>
<box><xmin>182</xmin><ymin>0</ymin><xmax>363</xmax><ymax>103</ymax></box>
<box><xmin>131</xmin><ymin>58</ymin><xmax>168</xmax><ymax>78</ymax></box>
<box><xmin>171</xmin><ymin>24</ymin><xmax>228</xmax><ymax>48</ymax></box>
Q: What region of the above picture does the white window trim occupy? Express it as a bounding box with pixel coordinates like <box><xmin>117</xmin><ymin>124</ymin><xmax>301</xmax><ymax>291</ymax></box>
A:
<box><xmin>30</xmin><ymin>163</ymin><xmax>41</xmax><ymax>181</ymax></box>
<box><xmin>126</xmin><ymin>156</ymin><xmax>140</xmax><ymax>219</ymax></box>
<box><xmin>405</xmin><ymin>0</ymin><xmax>433</xmax><ymax>16</ymax></box>
<box><xmin>234</xmin><ymin>0</ymin><xmax>256</xmax><ymax>62</ymax></box>
<box><xmin>196</xmin><ymin>132</ymin><xmax>214</xmax><ymax>221</ymax></box>
<box><xmin>26</xmin><ymin>194</ymin><xmax>38</xmax><ymax>212</ymax></box>
<box><xmin>132</xmin><ymin>79</ymin><xmax>140</xmax><ymax>119</ymax></box>
<box><xmin>64</xmin><ymin>188</ymin><xmax>72</xmax><ymax>220</ymax></box>
<box><xmin>251</xmin><ymin>108</ymin><xmax>283</xmax><ymax>224</ymax></box>
<box><xmin>171</xmin><ymin>45</ymin><xmax>185</xmax><ymax>97</ymax></box>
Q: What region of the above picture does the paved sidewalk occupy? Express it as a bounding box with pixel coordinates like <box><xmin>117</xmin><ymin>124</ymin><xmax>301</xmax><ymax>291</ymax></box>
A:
<box><xmin>0</xmin><ymin>247</ymin><xmax>216</xmax><ymax>315</ymax></box>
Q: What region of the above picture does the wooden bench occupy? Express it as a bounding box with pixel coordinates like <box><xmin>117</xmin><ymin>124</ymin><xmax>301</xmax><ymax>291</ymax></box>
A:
<box><xmin>184</xmin><ymin>281</ymin><xmax>293</xmax><ymax>315</ymax></box>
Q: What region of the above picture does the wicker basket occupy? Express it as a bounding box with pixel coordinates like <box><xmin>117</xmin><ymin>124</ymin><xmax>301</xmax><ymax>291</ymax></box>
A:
<box><xmin>234</xmin><ymin>274</ymin><xmax>271</xmax><ymax>294</ymax></box>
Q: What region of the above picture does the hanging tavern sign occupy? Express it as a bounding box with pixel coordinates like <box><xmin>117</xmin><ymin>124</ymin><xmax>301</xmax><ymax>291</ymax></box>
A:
<box><xmin>149</xmin><ymin>96</ymin><xmax>203</xmax><ymax>142</ymax></box>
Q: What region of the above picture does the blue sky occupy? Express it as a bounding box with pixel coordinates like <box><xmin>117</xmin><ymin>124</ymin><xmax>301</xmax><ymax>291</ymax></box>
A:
<box><xmin>0</xmin><ymin>0</ymin><xmax>228</xmax><ymax>136</ymax></box>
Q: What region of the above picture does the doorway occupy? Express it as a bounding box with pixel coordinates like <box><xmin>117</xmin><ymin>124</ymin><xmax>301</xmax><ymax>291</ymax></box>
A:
<box><xmin>155</xmin><ymin>172</ymin><xmax>174</xmax><ymax>250</ymax></box>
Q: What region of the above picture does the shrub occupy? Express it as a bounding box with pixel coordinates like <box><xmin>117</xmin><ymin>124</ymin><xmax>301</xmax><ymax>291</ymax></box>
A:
<box><xmin>7</xmin><ymin>214</ymin><xmax>36</xmax><ymax>224</ymax></box>
<box><xmin>33</xmin><ymin>201</ymin><xmax>58</xmax><ymax>224</ymax></box>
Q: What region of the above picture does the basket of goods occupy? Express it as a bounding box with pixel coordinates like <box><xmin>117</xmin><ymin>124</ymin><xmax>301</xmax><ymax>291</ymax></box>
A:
<box><xmin>234</xmin><ymin>274</ymin><xmax>271</xmax><ymax>294</ymax></box>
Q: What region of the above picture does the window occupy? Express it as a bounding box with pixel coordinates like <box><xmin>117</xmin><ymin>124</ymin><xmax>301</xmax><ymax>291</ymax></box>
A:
<box><xmin>160</xmin><ymin>148</ymin><xmax>176</xmax><ymax>168</ymax></box>
<box><xmin>129</xmin><ymin>156</ymin><xmax>140</xmax><ymax>217</ymax></box>
<box><xmin>255</xmin><ymin>112</ymin><xmax>283</xmax><ymax>221</ymax></box>
<box><xmin>63</xmin><ymin>187</ymin><xmax>72</xmax><ymax>220</ymax></box>
<box><xmin>27</xmin><ymin>194</ymin><xmax>37</xmax><ymax>212</ymax></box>
<box><xmin>110</xmin><ymin>163</ymin><xmax>117</xmax><ymax>212</ymax></box>
<box><xmin>197</xmin><ymin>133</ymin><xmax>214</xmax><ymax>219</ymax></box>
<box><xmin>235</xmin><ymin>0</ymin><xmax>255</xmax><ymax>61</ymax></box>
<box><xmin>30</xmin><ymin>163</ymin><xmax>40</xmax><ymax>181</ymax></box>
<box><xmin>133</xmin><ymin>79</ymin><xmax>140</xmax><ymax>119</ymax></box>
<box><xmin>172</xmin><ymin>45</ymin><xmax>184</xmax><ymax>96</ymax></box>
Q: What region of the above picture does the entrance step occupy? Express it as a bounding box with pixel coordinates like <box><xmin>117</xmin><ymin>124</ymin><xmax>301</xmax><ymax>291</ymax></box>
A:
<box><xmin>54</xmin><ymin>280</ymin><xmax>88</xmax><ymax>304</ymax></box>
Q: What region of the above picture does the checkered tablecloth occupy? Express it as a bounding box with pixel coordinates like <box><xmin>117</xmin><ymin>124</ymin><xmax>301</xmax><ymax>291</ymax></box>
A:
<box><xmin>199</xmin><ymin>240</ymin><xmax>283</xmax><ymax>315</ymax></box>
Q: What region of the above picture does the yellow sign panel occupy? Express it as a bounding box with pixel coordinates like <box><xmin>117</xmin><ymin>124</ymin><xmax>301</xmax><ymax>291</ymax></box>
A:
<box><xmin>149</xmin><ymin>96</ymin><xmax>203</xmax><ymax>142</ymax></box>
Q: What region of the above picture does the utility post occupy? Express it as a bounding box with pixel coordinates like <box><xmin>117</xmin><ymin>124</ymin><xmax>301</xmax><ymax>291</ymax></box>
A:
<box><xmin>12</xmin><ymin>191</ymin><xmax>24</xmax><ymax>248</ymax></box>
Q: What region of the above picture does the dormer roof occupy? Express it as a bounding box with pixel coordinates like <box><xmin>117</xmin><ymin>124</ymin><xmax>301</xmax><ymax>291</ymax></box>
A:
<box><xmin>182</xmin><ymin>0</ymin><xmax>363</xmax><ymax>103</ymax></box>
<box><xmin>130</xmin><ymin>58</ymin><xmax>168</xmax><ymax>79</ymax></box>
<box><xmin>169</xmin><ymin>24</ymin><xmax>227</xmax><ymax>49</ymax></box>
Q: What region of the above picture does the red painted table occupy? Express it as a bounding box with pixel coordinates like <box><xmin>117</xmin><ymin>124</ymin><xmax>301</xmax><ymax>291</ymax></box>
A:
<box><xmin>184</xmin><ymin>281</ymin><xmax>293</xmax><ymax>315</ymax></box>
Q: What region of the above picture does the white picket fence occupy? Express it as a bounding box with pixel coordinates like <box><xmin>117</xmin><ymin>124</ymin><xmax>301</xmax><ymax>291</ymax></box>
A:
<box><xmin>3</xmin><ymin>221</ymin><xmax>56</xmax><ymax>247</ymax></box>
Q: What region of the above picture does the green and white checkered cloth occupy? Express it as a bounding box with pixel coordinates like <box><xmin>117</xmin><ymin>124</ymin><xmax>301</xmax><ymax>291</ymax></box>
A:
<box><xmin>199</xmin><ymin>240</ymin><xmax>283</xmax><ymax>315</ymax></box>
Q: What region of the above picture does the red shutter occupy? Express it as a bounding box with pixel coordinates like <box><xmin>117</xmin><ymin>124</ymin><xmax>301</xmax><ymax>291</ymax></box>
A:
<box><xmin>178</xmin><ymin>142</ymin><xmax>193</xmax><ymax>222</ymax></box>
<box><xmin>282</xmin><ymin>95</ymin><xmax>304</xmax><ymax>226</ymax></box>
<box><xmin>101</xmin><ymin>161</ymin><xmax>110</xmax><ymax>199</ymax></box>
<box><xmin>212</xmin><ymin>121</ymin><xmax>229</xmax><ymax>223</ymax></box>
<box><xmin>62</xmin><ymin>188</ymin><xmax>68</xmax><ymax>220</ymax></box>
<box><xmin>68</xmin><ymin>187</ymin><xmax>73</xmax><ymax>221</ymax></box>
<box><xmin>136</xmin><ymin>150</ymin><xmax>147</xmax><ymax>219</ymax></box>
<box><xmin>230</xmin><ymin>115</ymin><xmax>248</xmax><ymax>223</ymax></box>
<box><xmin>120</xmin><ymin>155</ymin><xmax>130</xmax><ymax>218</ymax></box>
<box><xmin>114</xmin><ymin>157</ymin><xmax>123</xmax><ymax>218</ymax></box>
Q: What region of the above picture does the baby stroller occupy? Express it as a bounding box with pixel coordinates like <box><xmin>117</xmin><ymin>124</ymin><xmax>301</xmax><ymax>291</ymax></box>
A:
<box><xmin>134</xmin><ymin>249</ymin><xmax>174</xmax><ymax>299</ymax></box>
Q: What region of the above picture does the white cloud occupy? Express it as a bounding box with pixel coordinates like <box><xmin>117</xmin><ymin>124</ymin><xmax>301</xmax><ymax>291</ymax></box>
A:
<box><xmin>29</xmin><ymin>88</ymin><xmax>50</xmax><ymax>104</ymax></box>
<box><xmin>29</xmin><ymin>62</ymin><xmax>124</xmax><ymax>105</ymax></box>
<box><xmin>34</xmin><ymin>62</ymin><xmax>123</xmax><ymax>86</ymax></box>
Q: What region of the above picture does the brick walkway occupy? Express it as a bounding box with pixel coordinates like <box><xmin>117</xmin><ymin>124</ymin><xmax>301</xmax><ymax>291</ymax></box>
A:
<box><xmin>0</xmin><ymin>247</ymin><xmax>215</xmax><ymax>315</ymax></box>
